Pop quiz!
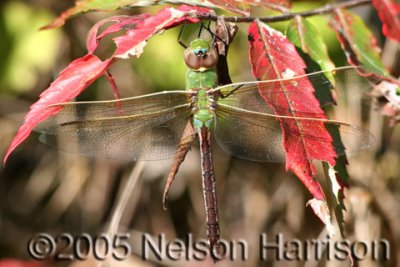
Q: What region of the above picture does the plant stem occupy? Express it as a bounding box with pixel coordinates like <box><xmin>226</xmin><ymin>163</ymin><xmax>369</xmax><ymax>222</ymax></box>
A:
<box><xmin>200</xmin><ymin>0</ymin><xmax>371</xmax><ymax>23</ymax></box>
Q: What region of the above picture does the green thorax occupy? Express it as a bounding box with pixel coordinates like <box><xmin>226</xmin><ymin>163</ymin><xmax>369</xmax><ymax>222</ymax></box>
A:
<box><xmin>191</xmin><ymin>87</ymin><xmax>215</xmax><ymax>131</ymax></box>
<box><xmin>184</xmin><ymin>39</ymin><xmax>219</xmax><ymax>132</ymax></box>
<box><xmin>186</xmin><ymin>68</ymin><xmax>218</xmax><ymax>90</ymax></box>
<box><xmin>187</xmin><ymin>69</ymin><xmax>218</xmax><ymax>131</ymax></box>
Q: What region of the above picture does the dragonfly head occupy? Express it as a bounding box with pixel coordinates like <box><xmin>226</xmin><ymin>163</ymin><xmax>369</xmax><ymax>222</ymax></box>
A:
<box><xmin>190</xmin><ymin>39</ymin><xmax>210</xmax><ymax>56</ymax></box>
<box><xmin>184</xmin><ymin>38</ymin><xmax>218</xmax><ymax>72</ymax></box>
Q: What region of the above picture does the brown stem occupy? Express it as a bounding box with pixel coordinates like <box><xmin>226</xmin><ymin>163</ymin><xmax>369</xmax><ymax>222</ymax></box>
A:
<box><xmin>199</xmin><ymin>0</ymin><xmax>371</xmax><ymax>23</ymax></box>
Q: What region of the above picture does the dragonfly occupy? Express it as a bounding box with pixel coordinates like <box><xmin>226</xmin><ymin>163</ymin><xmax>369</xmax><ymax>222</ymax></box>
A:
<box><xmin>37</xmin><ymin>37</ymin><xmax>373</xmax><ymax>250</ymax></box>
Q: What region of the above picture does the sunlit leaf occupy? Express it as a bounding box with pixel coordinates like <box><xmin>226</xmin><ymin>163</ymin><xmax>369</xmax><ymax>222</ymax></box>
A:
<box><xmin>86</xmin><ymin>14</ymin><xmax>151</xmax><ymax>53</ymax></box>
<box><xmin>111</xmin><ymin>5</ymin><xmax>214</xmax><ymax>58</ymax></box>
<box><xmin>323</xmin><ymin>157</ymin><xmax>348</xmax><ymax>237</ymax></box>
<box><xmin>248</xmin><ymin>20</ymin><xmax>338</xmax><ymax>202</ymax></box>
<box><xmin>307</xmin><ymin>198</ymin><xmax>335</xmax><ymax>237</ymax></box>
<box><xmin>3</xmin><ymin>55</ymin><xmax>112</xmax><ymax>163</ymax></box>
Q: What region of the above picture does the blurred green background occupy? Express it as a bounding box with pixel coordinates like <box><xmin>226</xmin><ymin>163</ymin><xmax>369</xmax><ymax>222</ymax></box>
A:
<box><xmin>0</xmin><ymin>1</ymin><xmax>399</xmax><ymax>267</ymax></box>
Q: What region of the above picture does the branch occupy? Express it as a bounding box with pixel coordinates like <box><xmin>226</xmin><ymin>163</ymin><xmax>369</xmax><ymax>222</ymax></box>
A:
<box><xmin>200</xmin><ymin>0</ymin><xmax>371</xmax><ymax>23</ymax></box>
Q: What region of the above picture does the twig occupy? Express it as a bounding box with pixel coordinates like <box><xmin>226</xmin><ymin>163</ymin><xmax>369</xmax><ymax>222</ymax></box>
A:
<box><xmin>200</xmin><ymin>0</ymin><xmax>371</xmax><ymax>23</ymax></box>
<box><xmin>106</xmin><ymin>161</ymin><xmax>144</xmax><ymax>236</ymax></box>
<box><xmin>99</xmin><ymin>161</ymin><xmax>145</xmax><ymax>267</ymax></box>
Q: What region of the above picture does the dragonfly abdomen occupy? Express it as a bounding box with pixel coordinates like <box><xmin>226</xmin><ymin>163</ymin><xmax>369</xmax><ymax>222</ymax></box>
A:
<box><xmin>199</xmin><ymin>126</ymin><xmax>220</xmax><ymax>249</ymax></box>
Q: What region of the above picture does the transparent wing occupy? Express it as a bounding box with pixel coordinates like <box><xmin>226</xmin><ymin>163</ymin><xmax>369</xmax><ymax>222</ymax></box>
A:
<box><xmin>214</xmin><ymin>104</ymin><xmax>374</xmax><ymax>162</ymax></box>
<box><xmin>215</xmin><ymin>105</ymin><xmax>286</xmax><ymax>162</ymax></box>
<box><xmin>213</xmin><ymin>66</ymin><xmax>370</xmax><ymax>114</ymax></box>
<box><xmin>36</xmin><ymin>91</ymin><xmax>192</xmax><ymax>161</ymax></box>
<box><xmin>42</xmin><ymin>90</ymin><xmax>188</xmax><ymax>123</ymax></box>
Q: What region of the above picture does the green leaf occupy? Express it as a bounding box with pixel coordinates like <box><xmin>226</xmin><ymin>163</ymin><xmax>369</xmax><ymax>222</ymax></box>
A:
<box><xmin>286</xmin><ymin>16</ymin><xmax>336</xmax><ymax>84</ymax></box>
<box><xmin>286</xmin><ymin>15</ymin><xmax>336</xmax><ymax>106</ymax></box>
<box><xmin>330</xmin><ymin>8</ymin><xmax>389</xmax><ymax>77</ymax></box>
<box><xmin>324</xmin><ymin>117</ymin><xmax>350</xmax><ymax>238</ymax></box>
<box><xmin>323</xmin><ymin>159</ymin><xmax>348</xmax><ymax>238</ymax></box>
<box><xmin>286</xmin><ymin>17</ymin><xmax>350</xmax><ymax>237</ymax></box>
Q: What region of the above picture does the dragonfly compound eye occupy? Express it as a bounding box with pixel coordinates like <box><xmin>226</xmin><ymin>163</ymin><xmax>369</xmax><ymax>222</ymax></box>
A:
<box><xmin>184</xmin><ymin>47</ymin><xmax>218</xmax><ymax>71</ymax></box>
<box><xmin>193</xmin><ymin>48</ymin><xmax>208</xmax><ymax>56</ymax></box>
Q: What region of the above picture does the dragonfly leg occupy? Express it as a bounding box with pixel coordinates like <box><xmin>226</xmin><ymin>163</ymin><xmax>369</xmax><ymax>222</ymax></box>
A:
<box><xmin>198</xmin><ymin>21</ymin><xmax>227</xmax><ymax>54</ymax></box>
<box><xmin>198</xmin><ymin>20</ymin><xmax>212</xmax><ymax>38</ymax></box>
<box><xmin>180</xmin><ymin>22</ymin><xmax>214</xmax><ymax>49</ymax></box>
<box><xmin>198</xmin><ymin>22</ymin><xmax>204</xmax><ymax>38</ymax></box>
<box><xmin>104</xmin><ymin>71</ymin><xmax>123</xmax><ymax>111</ymax></box>
<box><xmin>162</xmin><ymin>121</ymin><xmax>196</xmax><ymax>209</ymax></box>
<box><xmin>219</xmin><ymin>84</ymin><xmax>245</xmax><ymax>98</ymax></box>
<box><xmin>178</xmin><ymin>23</ymin><xmax>188</xmax><ymax>49</ymax></box>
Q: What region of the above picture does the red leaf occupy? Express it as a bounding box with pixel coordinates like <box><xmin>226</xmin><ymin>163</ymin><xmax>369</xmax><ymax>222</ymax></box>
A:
<box><xmin>112</xmin><ymin>5</ymin><xmax>214</xmax><ymax>58</ymax></box>
<box><xmin>88</xmin><ymin>5</ymin><xmax>213</xmax><ymax>58</ymax></box>
<box><xmin>3</xmin><ymin>55</ymin><xmax>112</xmax><ymax>163</ymax></box>
<box><xmin>372</xmin><ymin>0</ymin><xmax>400</xmax><ymax>41</ymax></box>
<box><xmin>4</xmin><ymin>5</ymin><xmax>214</xmax><ymax>163</ymax></box>
<box><xmin>87</xmin><ymin>5</ymin><xmax>214</xmax><ymax>56</ymax></box>
<box><xmin>86</xmin><ymin>15</ymin><xmax>151</xmax><ymax>54</ymax></box>
<box><xmin>248</xmin><ymin>20</ymin><xmax>338</xmax><ymax>200</ymax></box>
